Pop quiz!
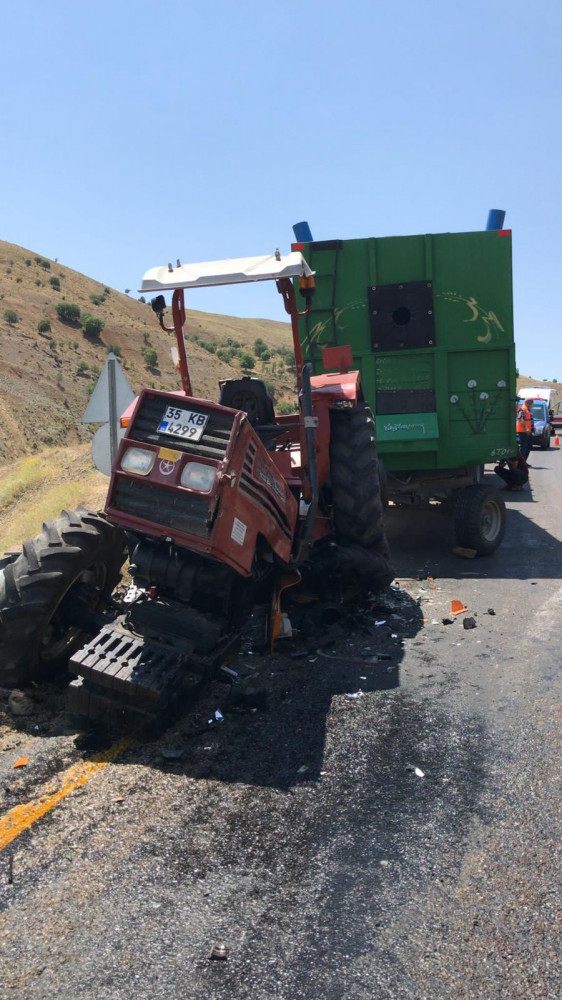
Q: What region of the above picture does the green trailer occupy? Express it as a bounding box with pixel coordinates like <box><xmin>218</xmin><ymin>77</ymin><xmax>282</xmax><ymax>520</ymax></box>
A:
<box><xmin>295</xmin><ymin>227</ymin><xmax>517</xmax><ymax>553</ymax></box>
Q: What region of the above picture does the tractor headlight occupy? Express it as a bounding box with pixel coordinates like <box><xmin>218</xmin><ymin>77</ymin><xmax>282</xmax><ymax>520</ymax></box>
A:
<box><xmin>180</xmin><ymin>462</ymin><xmax>217</xmax><ymax>493</ymax></box>
<box><xmin>121</xmin><ymin>447</ymin><xmax>156</xmax><ymax>476</ymax></box>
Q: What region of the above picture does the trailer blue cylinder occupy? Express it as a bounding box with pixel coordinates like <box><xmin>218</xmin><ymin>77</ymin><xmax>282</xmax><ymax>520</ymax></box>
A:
<box><xmin>293</xmin><ymin>220</ymin><xmax>314</xmax><ymax>243</ymax></box>
<box><xmin>486</xmin><ymin>209</ymin><xmax>506</xmax><ymax>231</ymax></box>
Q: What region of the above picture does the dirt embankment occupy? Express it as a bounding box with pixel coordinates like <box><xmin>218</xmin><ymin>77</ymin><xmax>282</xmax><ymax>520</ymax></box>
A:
<box><xmin>0</xmin><ymin>240</ymin><xmax>293</xmax><ymax>464</ymax></box>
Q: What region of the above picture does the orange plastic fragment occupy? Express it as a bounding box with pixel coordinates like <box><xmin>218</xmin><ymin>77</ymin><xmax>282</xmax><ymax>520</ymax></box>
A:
<box><xmin>451</xmin><ymin>600</ymin><xmax>468</xmax><ymax>616</ymax></box>
<box><xmin>13</xmin><ymin>756</ymin><xmax>29</xmax><ymax>769</ymax></box>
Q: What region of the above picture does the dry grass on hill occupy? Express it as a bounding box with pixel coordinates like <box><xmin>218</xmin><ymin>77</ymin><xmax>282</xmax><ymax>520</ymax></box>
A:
<box><xmin>0</xmin><ymin>240</ymin><xmax>293</xmax><ymax>464</ymax></box>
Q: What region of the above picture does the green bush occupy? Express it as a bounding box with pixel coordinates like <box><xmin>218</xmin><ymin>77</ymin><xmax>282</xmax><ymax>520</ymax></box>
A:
<box><xmin>3</xmin><ymin>309</ymin><xmax>18</xmax><ymax>325</ymax></box>
<box><xmin>56</xmin><ymin>302</ymin><xmax>81</xmax><ymax>324</ymax></box>
<box><xmin>239</xmin><ymin>352</ymin><xmax>256</xmax><ymax>371</ymax></box>
<box><xmin>77</xmin><ymin>361</ymin><xmax>88</xmax><ymax>374</ymax></box>
<box><xmin>90</xmin><ymin>292</ymin><xmax>105</xmax><ymax>306</ymax></box>
<box><xmin>216</xmin><ymin>347</ymin><xmax>234</xmax><ymax>363</ymax></box>
<box><xmin>81</xmin><ymin>314</ymin><xmax>105</xmax><ymax>338</ymax></box>
<box><xmin>142</xmin><ymin>331</ymin><xmax>151</xmax><ymax>345</ymax></box>
<box><xmin>37</xmin><ymin>318</ymin><xmax>51</xmax><ymax>334</ymax></box>
<box><xmin>138</xmin><ymin>296</ymin><xmax>146</xmax><ymax>303</ymax></box>
<box><xmin>35</xmin><ymin>279</ymin><xmax>42</xmax><ymax>286</ymax></box>
<box><xmin>143</xmin><ymin>347</ymin><xmax>158</xmax><ymax>369</ymax></box>
<box><xmin>254</xmin><ymin>337</ymin><xmax>268</xmax><ymax>358</ymax></box>
<box><xmin>15</xmin><ymin>277</ymin><xmax>22</xmax><ymax>284</ymax></box>
<box><xmin>25</xmin><ymin>259</ymin><xmax>32</xmax><ymax>267</ymax></box>
<box><xmin>103</xmin><ymin>287</ymin><xmax>111</xmax><ymax>296</ymax></box>
<box><xmin>38</xmin><ymin>258</ymin><xmax>51</xmax><ymax>270</ymax></box>
<box><xmin>49</xmin><ymin>276</ymin><xmax>61</xmax><ymax>290</ymax></box>
<box><xmin>277</xmin><ymin>400</ymin><xmax>298</xmax><ymax>415</ymax></box>
<box><xmin>200</xmin><ymin>340</ymin><xmax>217</xmax><ymax>354</ymax></box>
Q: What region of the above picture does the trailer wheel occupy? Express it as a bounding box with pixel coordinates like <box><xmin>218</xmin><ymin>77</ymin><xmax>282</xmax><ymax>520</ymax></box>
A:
<box><xmin>0</xmin><ymin>509</ymin><xmax>126</xmax><ymax>687</ymax></box>
<box><xmin>454</xmin><ymin>485</ymin><xmax>506</xmax><ymax>555</ymax></box>
<box><xmin>329</xmin><ymin>404</ymin><xmax>394</xmax><ymax>588</ymax></box>
<box><xmin>540</xmin><ymin>430</ymin><xmax>551</xmax><ymax>450</ymax></box>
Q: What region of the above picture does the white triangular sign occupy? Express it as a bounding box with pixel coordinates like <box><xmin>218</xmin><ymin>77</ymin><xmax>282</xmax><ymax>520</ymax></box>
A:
<box><xmin>82</xmin><ymin>353</ymin><xmax>135</xmax><ymax>423</ymax></box>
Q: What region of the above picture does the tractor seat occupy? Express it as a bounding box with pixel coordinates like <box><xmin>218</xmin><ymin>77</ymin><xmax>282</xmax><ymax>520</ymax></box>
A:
<box><xmin>219</xmin><ymin>377</ymin><xmax>276</xmax><ymax>427</ymax></box>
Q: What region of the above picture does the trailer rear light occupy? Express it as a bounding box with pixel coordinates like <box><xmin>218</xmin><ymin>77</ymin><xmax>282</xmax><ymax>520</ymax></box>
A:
<box><xmin>121</xmin><ymin>447</ymin><xmax>156</xmax><ymax>476</ymax></box>
<box><xmin>180</xmin><ymin>461</ymin><xmax>217</xmax><ymax>493</ymax></box>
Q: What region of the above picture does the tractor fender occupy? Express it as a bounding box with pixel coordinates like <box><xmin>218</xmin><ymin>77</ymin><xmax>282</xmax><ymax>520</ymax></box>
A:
<box><xmin>309</xmin><ymin>370</ymin><xmax>362</xmax><ymax>488</ymax></box>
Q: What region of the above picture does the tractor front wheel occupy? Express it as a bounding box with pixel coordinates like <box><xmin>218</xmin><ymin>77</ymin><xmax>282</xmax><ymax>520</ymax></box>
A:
<box><xmin>329</xmin><ymin>404</ymin><xmax>394</xmax><ymax>590</ymax></box>
<box><xmin>0</xmin><ymin>509</ymin><xmax>126</xmax><ymax>687</ymax></box>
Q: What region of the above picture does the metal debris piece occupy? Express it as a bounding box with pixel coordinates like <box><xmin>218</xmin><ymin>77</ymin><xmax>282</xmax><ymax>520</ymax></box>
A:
<box><xmin>374</xmin><ymin>620</ymin><xmax>387</xmax><ymax>627</ymax></box>
<box><xmin>452</xmin><ymin>546</ymin><xmax>477</xmax><ymax>559</ymax></box>
<box><xmin>13</xmin><ymin>756</ymin><xmax>29</xmax><ymax>769</ymax></box>
<box><xmin>209</xmin><ymin>943</ymin><xmax>228</xmax><ymax>961</ymax></box>
<box><xmin>463</xmin><ymin>617</ymin><xmax>477</xmax><ymax>630</ymax></box>
<box><xmin>442</xmin><ymin>617</ymin><xmax>454</xmax><ymax>625</ymax></box>
<box><xmin>391</xmin><ymin>633</ymin><xmax>398</xmax><ymax>639</ymax></box>
<box><xmin>219</xmin><ymin>665</ymin><xmax>239</xmax><ymax>681</ymax></box>
<box><xmin>487</xmin><ymin>608</ymin><xmax>496</xmax><ymax>616</ymax></box>
<box><xmin>346</xmin><ymin>690</ymin><xmax>364</xmax><ymax>700</ymax></box>
<box><xmin>214</xmin><ymin>709</ymin><xmax>224</xmax><ymax>722</ymax></box>
<box><xmin>297</xmin><ymin>765</ymin><xmax>308</xmax><ymax>774</ymax></box>
<box><xmin>407</xmin><ymin>764</ymin><xmax>425</xmax><ymax>777</ymax></box>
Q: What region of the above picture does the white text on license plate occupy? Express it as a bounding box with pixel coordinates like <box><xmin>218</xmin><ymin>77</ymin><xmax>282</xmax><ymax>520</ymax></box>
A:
<box><xmin>157</xmin><ymin>406</ymin><xmax>209</xmax><ymax>441</ymax></box>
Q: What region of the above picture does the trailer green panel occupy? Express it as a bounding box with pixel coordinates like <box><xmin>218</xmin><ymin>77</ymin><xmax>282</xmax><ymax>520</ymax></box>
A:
<box><xmin>299</xmin><ymin>230</ymin><xmax>516</xmax><ymax>472</ymax></box>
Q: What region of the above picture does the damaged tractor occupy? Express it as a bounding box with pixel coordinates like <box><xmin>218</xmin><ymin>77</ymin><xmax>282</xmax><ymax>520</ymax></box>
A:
<box><xmin>0</xmin><ymin>250</ymin><xmax>393</xmax><ymax>729</ymax></box>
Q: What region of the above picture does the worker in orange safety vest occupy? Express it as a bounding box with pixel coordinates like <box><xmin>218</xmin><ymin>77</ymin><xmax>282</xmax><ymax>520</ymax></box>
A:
<box><xmin>516</xmin><ymin>399</ymin><xmax>534</xmax><ymax>459</ymax></box>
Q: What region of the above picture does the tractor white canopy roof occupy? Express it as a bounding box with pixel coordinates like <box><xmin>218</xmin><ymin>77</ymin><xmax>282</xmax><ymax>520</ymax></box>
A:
<box><xmin>139</xmin><ymin>251</ymin><xmax>314</xmax><ymax>293</ymax></box>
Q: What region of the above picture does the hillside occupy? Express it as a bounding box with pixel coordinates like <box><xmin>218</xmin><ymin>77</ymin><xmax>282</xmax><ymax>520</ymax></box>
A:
<box><xmin>0</xmin><ymin>240</ymin><xmax>293</xmax><ymax>463</ymax></box>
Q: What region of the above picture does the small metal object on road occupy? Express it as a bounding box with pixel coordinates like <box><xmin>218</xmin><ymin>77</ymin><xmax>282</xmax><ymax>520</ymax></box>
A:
<box><xmin>442</xmin><ymin>617</ymin><xmax>454</xmax><ymax>625</ymax></box>
<box><xmin>346</xmin><ymin>690</ymin><xmax>364</xmax><ymax>700</ymax></box>
<box><xmin>407</xmin><ymin>764</ymin><xmax>425</xmax><ymax>777</ymax></box>
<box><xmin>487</xmin><ymin>608</ymin><xmax>496</xmax><ymax>616</ymax></box>
<box><xmin>209</xmin><ymin>943</ymin><xmax>228</xmax><ymax>961</ymax></box>
<box><xmin>463</xmin><ymin>617</ymin><xmax>477</xmax><ymax>630</ymax></box>
<box><xmin>374</xmin><ymin>620</ymin><xmax>387</xmax><ymax>627</ymax></box>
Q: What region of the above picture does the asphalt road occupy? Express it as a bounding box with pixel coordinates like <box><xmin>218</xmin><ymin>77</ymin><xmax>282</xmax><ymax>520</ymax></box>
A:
<box><xmin>1</xmin><ymin>450</ymin><xmax>560</xmax><ymax>999</ymax></box>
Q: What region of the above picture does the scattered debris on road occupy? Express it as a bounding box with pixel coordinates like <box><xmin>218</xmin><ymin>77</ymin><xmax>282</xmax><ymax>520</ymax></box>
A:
<box><xmin>12</xmin><ymin>756</ymin><xmax>29</xmax><ymax>769</ymax></box>
<box><xmin>452</xmin><ymin>546</ymin><xmax>477</xmax><ymax>559</ymax></box>
<box><xmin>451</xmin><ymin>599</ymin><xmax>467</xmax><ymax>615</ymax></box>
<box><xmin>463</xmin><ymin>617</ymin><xmax>477</xmax><ymax>630</ymax></box>
<box><xmin>8</xmin><ymin>689</ymin><xmax>34</xmax><ymax>717</ymax></box>
<box><xmin>209</xmin><ymin>943</ymin><xmax>228</xmax><ymax>961</ymax></box>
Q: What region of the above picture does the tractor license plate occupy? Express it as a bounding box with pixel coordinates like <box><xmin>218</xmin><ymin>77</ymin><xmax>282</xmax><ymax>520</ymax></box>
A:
<box><xmin>157</xmin><ymin>406</ymin><xmax>209</xmax><ymax>441</ymax></box>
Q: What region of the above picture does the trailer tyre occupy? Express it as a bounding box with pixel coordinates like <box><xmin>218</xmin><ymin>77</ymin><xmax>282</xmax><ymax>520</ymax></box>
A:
<box><xmin>454</xmin><ymin>485</ymin><xmax>506</xmax><ymax>555</ymax></box>
<box><xmin>330</xmin><ymin>404</ymin><xmax>394</xmax><ymax>588</ymax></box>
<box><xmin>0</xmin><ymin>509</ymin><xmax>126</xmax><ymax>687</ymax></box>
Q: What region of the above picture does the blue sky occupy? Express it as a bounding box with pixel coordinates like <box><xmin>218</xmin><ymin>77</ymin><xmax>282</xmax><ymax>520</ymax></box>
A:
<box><xmin>1</xmin><ymin>0</ymin><xmax>560</xmax><ymax>379</ymax></box>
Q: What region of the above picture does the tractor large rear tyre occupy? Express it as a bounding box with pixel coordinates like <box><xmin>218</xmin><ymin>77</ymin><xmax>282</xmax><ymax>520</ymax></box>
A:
<box><xmin>329</xmin><ymin>404</ymin><xmax>394</xmax><ymax>590</ymax></box>
<box><xmin>0</xmin><ymin>509</ymin><xmax>126</xmax><ymax>687</ymax></box>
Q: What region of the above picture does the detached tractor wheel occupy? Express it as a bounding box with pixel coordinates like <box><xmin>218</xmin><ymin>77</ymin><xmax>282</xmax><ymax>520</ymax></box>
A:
<box><xmin>454</xmin><ymin>485</ymin><xmax>506</xmax><ymax>555</ymax></box>
<box><xmin>0</xmin><ymin>509</ymin><xmax>126</xmax><ymax>687</ymax></box>
<box><xmin>329</xmin><ymin>403</ymin><xmax>394</xmax><ymax>590</ymax></box>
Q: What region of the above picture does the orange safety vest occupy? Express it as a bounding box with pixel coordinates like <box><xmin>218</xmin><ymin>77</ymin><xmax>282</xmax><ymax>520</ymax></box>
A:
<box><xmin>516</xmin><ymin>405</ymin><xmax>532</xmax><ymax>434</ymax></box>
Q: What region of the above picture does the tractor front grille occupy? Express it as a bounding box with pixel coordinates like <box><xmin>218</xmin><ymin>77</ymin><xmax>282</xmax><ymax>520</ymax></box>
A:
<box><xmin>112</xmin><ymin>478</ymin><xmax>210</xmax><ymax>537</ymax></box>
<box><xmin>130</xmin><ymin>395</ymin><xmax>234</xmax><ymax>460</ymax></box>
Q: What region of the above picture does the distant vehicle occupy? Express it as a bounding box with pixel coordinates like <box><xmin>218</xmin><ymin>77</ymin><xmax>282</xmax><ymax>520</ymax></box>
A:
<box><xmin>518</xmin><ymin>386</ymin><xmax>562</xmax><ymax>431</ymax></box>
<box><xmin>518</xmin><ymin>397</ymin><xmax>552</xmax><ymax>449</ymax></box>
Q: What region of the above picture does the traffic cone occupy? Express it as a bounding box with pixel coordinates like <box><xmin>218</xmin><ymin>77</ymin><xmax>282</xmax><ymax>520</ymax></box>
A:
<box><xmin>554</xmin><ymin>433</ymin><xmax>560</xmax><ymax>448</ymax></box>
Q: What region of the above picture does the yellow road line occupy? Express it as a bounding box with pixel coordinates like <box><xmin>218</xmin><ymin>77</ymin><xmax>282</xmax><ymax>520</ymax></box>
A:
<box><xmin>0</xmin><ymin>737</ymin><xmax>131</xmax><ymax>852</ymax></box>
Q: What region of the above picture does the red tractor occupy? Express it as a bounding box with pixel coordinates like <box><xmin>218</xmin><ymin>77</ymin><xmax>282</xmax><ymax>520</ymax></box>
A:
<box><xmin>0</xmin><ymin>250</ymin><xmax>393</xmax><ymax>728</ymax></box>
